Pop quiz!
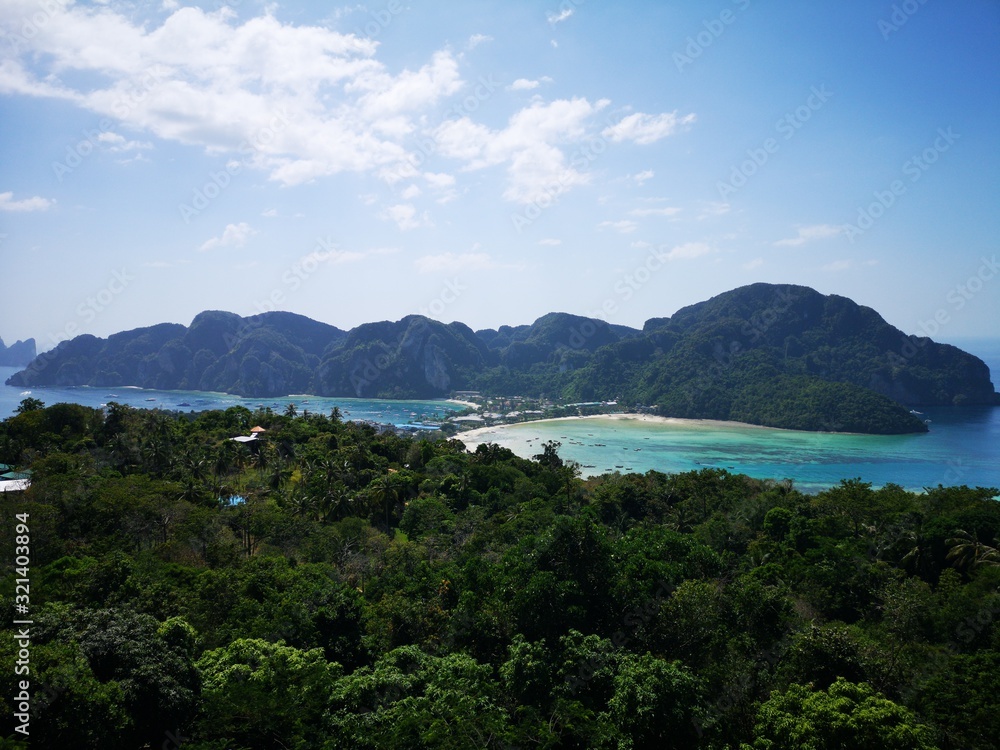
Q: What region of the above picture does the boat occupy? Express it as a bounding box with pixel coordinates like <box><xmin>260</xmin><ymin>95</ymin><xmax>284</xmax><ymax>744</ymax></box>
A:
<box><xmin>145</xmin><ymin>398</ymin><xmax>156</xmax><ymax>402</ymax></box>
<box><xmin>178</xmin><ymin>402</ymin><xmax>191</xmax><ymax>407</ymax></box>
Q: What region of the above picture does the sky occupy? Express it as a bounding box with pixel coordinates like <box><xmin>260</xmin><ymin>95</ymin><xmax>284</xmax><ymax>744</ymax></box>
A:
<box><xmin>1</xmin><ymin>0</ymin><xmax>998</xmax><ymax>355</ymax></box>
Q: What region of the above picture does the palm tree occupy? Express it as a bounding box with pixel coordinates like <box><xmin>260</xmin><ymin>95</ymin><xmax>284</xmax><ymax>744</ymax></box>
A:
<box><xmin>368</xmin><ymin>474</ymin><xmax>402</xmax><ymax>531</ymax></box>
<box><xmin>947</xmin><ymin>529</ymin><xmax>1000</xmax><ymax>573</ymax></box>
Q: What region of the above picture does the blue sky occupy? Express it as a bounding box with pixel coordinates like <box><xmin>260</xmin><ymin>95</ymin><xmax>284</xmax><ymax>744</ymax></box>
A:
<box><xmin>1</xmin><ymin>0</ymin><xmax>998</xmax><ymax>354</ymax></box>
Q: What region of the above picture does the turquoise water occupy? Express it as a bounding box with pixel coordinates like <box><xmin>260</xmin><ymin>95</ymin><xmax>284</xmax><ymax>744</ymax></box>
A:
<box><xmin>0</xmin><ymin>367</ymin><xmax>464</xmax><ymax>426</ymax></box>
<box><xmin>458</xmin><ymin>408</ymin><xmax>1000</xmax><ymax>493</ymax></box>
<box><xmin>458</xmin><ymin>338</ymin><xmax>1000</xmax><ymax>493</ymax></box>
<box><xmin>2</xmin><ymin>335</ymin><xmax>998</xmax><ymax>493</ymax></box>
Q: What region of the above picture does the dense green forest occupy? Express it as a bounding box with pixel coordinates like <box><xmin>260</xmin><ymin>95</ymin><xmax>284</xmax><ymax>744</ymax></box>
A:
<box><xmin>2</xmin><ymin>400</ymin><xmax>999</xmax><ymax>748</ymax></box>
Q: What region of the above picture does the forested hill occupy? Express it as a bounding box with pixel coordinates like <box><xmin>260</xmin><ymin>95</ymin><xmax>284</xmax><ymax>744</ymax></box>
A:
<box><xmin>7</xmin><ymin>284</ymin><xmax>998</xmax><ymax>434</ymax></box>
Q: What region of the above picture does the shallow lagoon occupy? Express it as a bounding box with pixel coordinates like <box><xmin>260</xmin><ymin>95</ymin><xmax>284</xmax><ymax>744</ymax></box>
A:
<box><xmin>459</xmin><ymin>409</ymin><xmax>1000</xmax><ymax>493</ymax></box>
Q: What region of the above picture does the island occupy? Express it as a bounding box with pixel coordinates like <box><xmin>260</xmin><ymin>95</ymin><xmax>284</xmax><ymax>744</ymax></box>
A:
<box><xmin>7</xmin><ymin>284</ymin><xmax>998</xmax><ymax>434</ymax></box>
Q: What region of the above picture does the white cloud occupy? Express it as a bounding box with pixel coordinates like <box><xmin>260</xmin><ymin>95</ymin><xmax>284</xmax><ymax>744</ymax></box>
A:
<box><xmin>598</xmin><ymin>220</ymin><xmax>637</xmax><ymax>233</ymax></box>
<box><xmin>97</xmin><ymin>131</ymin><xmax>152</xmax><ymax>153</ymax></box>
<box><xmin>423</xmin><ymin>172</ymin><xmax>455</xmax><ymax>188</ymax></box>
<box><xmin>630</xmin><ymin>240</ymin><xmax>652</xmax><ymax>249</ymax></box>
<box><xmin>0</xmin><ymin>3</ymin><xmax>467</xmax><ymax>187</ymax></box>
<box><xmin>602</xmin><ymin>111</ymin><xmax>696</xmax><ymax>145</ymax></box>
<box><xmin>775</xmin><ymin>224</ymin><xmax>843</xmax><ymax>247</ymax></box>
<box><xmin>633</xmin><ymin>169</ymin><xmax>654</xmax><ymax>184</ymax></box>
<box><xmin>414</xmin><ymin>252</ymin><xmax>503</xmax><ymax>273</ymax></box>
<box><xmin>743</xmin><ymin>258</ymin><xmax>764</xmax><ymax>271</ymax></box>
<box><xmin>629</xmin><ymin>206</ymin><xmax>681</xmax><ymax>218</ymax></box>
<box><xmin>143</xmin><ymin>260</ymin><xmax>173</xmax><ymax>268</ymax></box>
<box><xmin>466</xmin><ymin>34</ymin><xmax>492</xmax><ymax>50</ymax></box>
<box><xmin>434</xmin><ymin>97</ymin><xmax>606</xmax><ymax>204</ymax></box>
<box><xmin>508</xmin><ymin>78</ymin><xmax>540</xmax><ymax>91</ymax></box>
<box><xmin>379</xmin><ymin>203</ymin><xmax>432</xmax><ymax>230</ymax></box>
<box><xmin>400</xmin><ymin>184</ymin><xmax>422</xmax><ymax>200</ymax></box>
<box><xmin>199</xmin><ymin>222</ymin><xmax>257</xmax><ymax>251</ymax></box>
<box><xmin>0</xmin><ymin>192</ymin><xmax>53</xmax><ymax>212</ymax></box>
<box><xmin>261</xmin><ymin>208</ymin><xmax>278</xmax><ymax>217</ymax></box>
<box><xmin>539</xmin><ymin>238</ymin><xmax>562</xmax><ymax>246</ymax></box>
<box><xmin>698</xmin><ymin>201</ymin><xmax>731</xmax><ymax>219</ymax></box>
<box><xmin>664</xmin><ymin>242</ymin><xmax>713</xmax><ymax>261</ymax></box>
<box><xmin>507</xmin><ymin>76</ymin><xmax>551</xmax><ymax>92</ymax></box>
<box><xmin>548</xmin><ymin>8</ymin><xmax>574</xmax><ymax>24</ymax></box>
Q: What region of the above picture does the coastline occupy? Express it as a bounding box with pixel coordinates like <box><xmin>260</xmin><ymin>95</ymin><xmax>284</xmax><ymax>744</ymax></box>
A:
<box><xmin>456</xmin><ymin>412</ymin><xmax>881</xmax><ymax>443</ymax></box>
<box><xmin>445</xmin><ymin>398</ymin><xmax>480</xmax><ymax>409</ymax></box>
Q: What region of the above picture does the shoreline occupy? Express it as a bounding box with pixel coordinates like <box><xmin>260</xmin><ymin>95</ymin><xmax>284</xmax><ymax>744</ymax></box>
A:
<box><xmin>445</xmin><ymin>398</ymin><xmax>480</xmax><ymax>409</ymax></box>
<box><xmin>456</xmin><ymin>412</ymin><xmax>883</xmax><ymax>442</ymax></box>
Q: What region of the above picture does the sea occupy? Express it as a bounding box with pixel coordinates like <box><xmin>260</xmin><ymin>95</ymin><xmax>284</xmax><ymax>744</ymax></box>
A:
<box><xmin>0</xmin><ymin>367</ymin><xmax>464</xmax><ymax>428</ymax></box>
<box><xmin>2</xmin><ymin>336</ymin><xmax>998</xmax><ymax>493</ymax></box>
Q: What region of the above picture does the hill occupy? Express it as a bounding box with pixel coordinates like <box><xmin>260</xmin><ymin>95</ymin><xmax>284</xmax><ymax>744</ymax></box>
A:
<box><xmin>7</xmin><ymin>284</ymin><xmax>998</xmax><ymax>433</ymax></box>
<box><xmin>0</xmin><ymin>336</ymin><xmax>36</xmax><ymax>367</ymax></box>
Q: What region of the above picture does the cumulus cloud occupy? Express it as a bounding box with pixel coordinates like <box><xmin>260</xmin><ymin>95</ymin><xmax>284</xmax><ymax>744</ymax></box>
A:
<box><xmin>774</xmin><ymin>224</ymin><xmax>843</xmax><ymax>247</ymax></box>
<box><xmin>632</xmin><ymin>169</ymin><xmax>654</xmax><ymax>184</ymax></box>
<box><xmin>0</xmin><ymin>191</ymin><xmax>53</xmax><ymax>212</ymax></box>
<box><xmin>379</xmin><ymin>203</ymin><xmax>432</xmax><ymax>230</ymax></box>
<box><xmin>507</xmin><ymin>76</ymin><xmax>552</xmax><ymax>92</ymax></box>
<box><xmin>0</xmin><ymin>3</ymin><xmax>461</xmax><ymax>186</ymax></box>
<box><xmin>434</xmin><ymin>97</ymin><xmax>606</xmax><ymax>204</ymax></box>
<box><xmin>547</xmin><ymin>8</ymin><xmax>574</xmax><ymax>24</ymax></box>
<box><xmin>199</xmin><ymin>222</ymin><xmax>257</xmax><ymax>251</ymax></box>
<box><xmin>602</xmin><ymin>112</ymin><xmax>696</xmax><ymax>145</ymax></box>
<box><xmin>0</xmin><ymin>2</ymin><xmax>695</xmax><ymax>206</ymax></box>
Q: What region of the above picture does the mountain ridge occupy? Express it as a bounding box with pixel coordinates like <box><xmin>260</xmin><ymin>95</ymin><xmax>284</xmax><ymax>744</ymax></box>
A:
<box><xmin>8</xmin><ymin>284</ymin><xmax>998</xmax><ymax>434</ymax></box>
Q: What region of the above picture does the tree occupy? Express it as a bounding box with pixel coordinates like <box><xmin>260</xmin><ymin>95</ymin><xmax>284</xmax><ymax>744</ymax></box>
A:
<box><xmin>196</xmin><ymin>638</ymin><xmax>340</xmax><ymax>749</ymax></box>
<box><xmin>747</xmin><ymin>678</ymin><xmax>937</xmax><ymax>750</ymax></box>
<box><xmin>946</xmin><ymin>529</ymin><xmax>1000</xmax><ymax>573</ymax></box>
<box><xmin>14</xmin><ymin>397</ymin><xmax>44</xmax><ymax>414</ymax></box>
